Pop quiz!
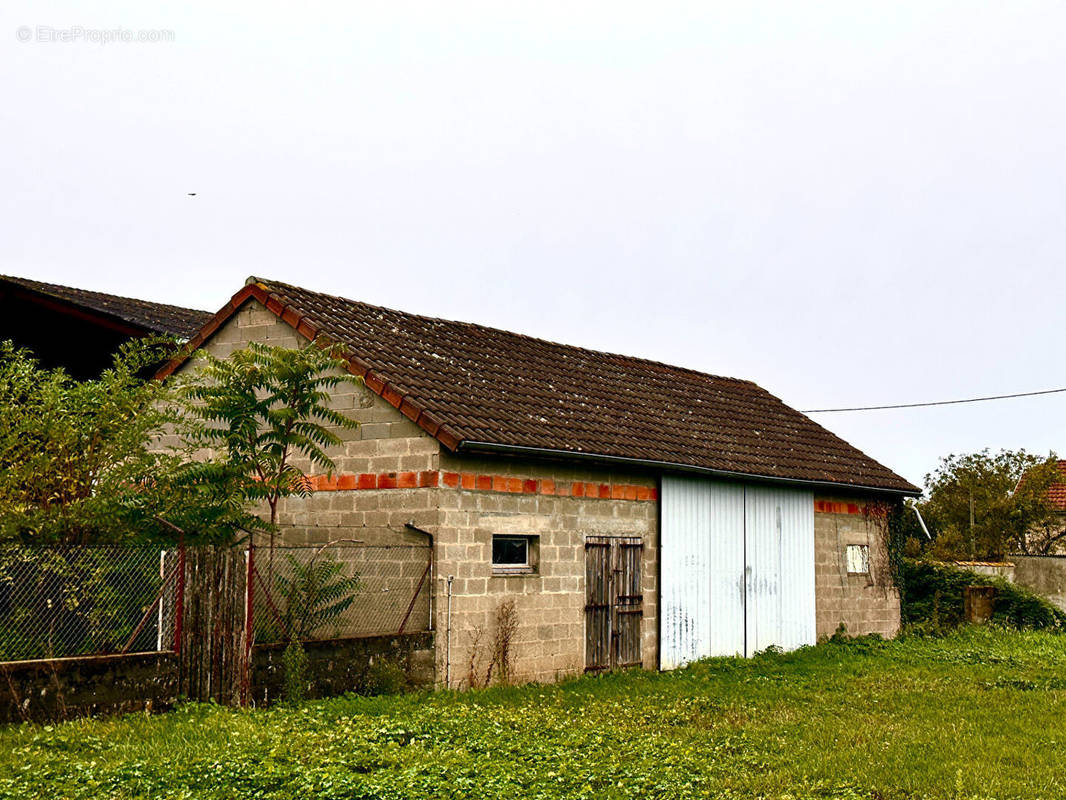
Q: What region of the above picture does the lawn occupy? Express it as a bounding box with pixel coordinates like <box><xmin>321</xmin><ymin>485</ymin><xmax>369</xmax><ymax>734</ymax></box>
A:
<box><xmin>1</xmin><ymin>627</ymin><xmax>1065</xmax><ymax>799</ymax></box>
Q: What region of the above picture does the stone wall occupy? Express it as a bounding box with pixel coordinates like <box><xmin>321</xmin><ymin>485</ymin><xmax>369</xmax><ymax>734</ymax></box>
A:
<box><xmin>0</xmin><ymin>652</ymin><xmax>178</xmax><ymax>724</ymax></box>
<box><xmin>813</xmin><ymin>498</ymin><xmax>901</xmax><ymax>638</ymax></box>
<box><xmin>252</xmin><ymin>632</ymin><xmax>435</xmax><ymax>706</ymax></box>
<box><xmin>0</xmin><ymin>633</ymin><xmax>436</xmax><ymax>723</ymax></box>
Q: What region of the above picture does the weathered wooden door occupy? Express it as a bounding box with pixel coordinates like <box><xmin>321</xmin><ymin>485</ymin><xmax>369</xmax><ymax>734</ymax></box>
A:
<box><xmin>585</xmin><ymin>536</ymin><xmax>644</xmax><ymax>671</ymax></box>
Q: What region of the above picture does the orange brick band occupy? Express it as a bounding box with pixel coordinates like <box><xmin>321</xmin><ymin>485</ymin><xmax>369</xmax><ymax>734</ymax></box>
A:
<box><xmin>307</xmin><ymin>470</ymin><xmax>657</xmax><ymax>501</ymax></box>
<box><xmin>815</xmin><ymin>500</ymin><xmax>883</xmax><ymax>515</ymax></box>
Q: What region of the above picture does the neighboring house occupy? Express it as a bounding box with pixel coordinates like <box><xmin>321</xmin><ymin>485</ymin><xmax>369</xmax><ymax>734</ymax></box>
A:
<box><xmin>1019</xmin><ymin>459</ymin><xmax>1066</xmax><ymax>555</ymax></box>
<box><xmin>1041</xmin><ymin>460</ymin><xmax>1066</xmax><ymax>522</ymax></box>
<box><xmin>0</xmin><ymin>275</ymin><xmax>211</xmax><ymax>378</ymax></box>
<box><xmin>159</xmin><ymin>277</ymin><xmax>919</xmax><ymax>685</ymax></box>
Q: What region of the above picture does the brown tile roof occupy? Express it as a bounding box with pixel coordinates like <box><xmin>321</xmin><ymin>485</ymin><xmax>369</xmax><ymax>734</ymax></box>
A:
<box><xmin>163</xmin><ymin>277</ymin><xmax>919</xmax><ymax>494</ymax></box>
<box><xmin>1</xmin><ymin>275</ymin><xmax>211</xmax><ymax>338</ymax></box>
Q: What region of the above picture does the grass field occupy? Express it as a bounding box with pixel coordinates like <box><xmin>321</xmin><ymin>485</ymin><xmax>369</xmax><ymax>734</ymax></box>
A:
<box><xmin>1</xmin><ymin>627</ymin><xmax>1065</xmax><ymax>799</ymax></box>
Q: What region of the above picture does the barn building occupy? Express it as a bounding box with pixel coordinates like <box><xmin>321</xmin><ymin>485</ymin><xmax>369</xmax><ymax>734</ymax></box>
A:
<box><xmin>159</xmin><ymin>277</ymin><xmax>918</xmax><ymax>685</ymax></box>
<box><xmin>0</xmin><ymin>275</ymin><xmax>210</xmax><ymax>378</ymax></box>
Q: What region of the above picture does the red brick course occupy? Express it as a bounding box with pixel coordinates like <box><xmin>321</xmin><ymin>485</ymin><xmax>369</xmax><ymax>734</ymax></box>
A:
<box><xmin>306</xmin><ymin>470</ymin><xmax>657</xmax><ymax>501</ymax></box>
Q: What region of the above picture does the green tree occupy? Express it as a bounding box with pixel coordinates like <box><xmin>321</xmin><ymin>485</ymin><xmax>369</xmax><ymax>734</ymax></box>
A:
<box><xmin>178</xmin><ymin>342</ymin><xmax>360</xmax><ymax>561</ymax></box>
<box><xmin>0</xmin><ymin>339</ymin><xmax>360</xmax><ymax>550</ymax></box>
<box><xmin>915</xmin><ymin>449</ymin><xmax>1062</xmax><ymax>560</ymax></box>
<box><xmin>0</xmin><ymin>340</ymin><xmax>255</xmax><ymax>545</ymax></box>
<box><xmin>274</xmin><ymin>552</ymin><xmax>361</xmax><ymax>640</ymax></box>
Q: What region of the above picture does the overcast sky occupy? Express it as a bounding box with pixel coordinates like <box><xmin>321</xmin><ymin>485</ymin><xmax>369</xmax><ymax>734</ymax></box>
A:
<box><xmin>3</xmin><ymin>2</ymin><xmax>1065</xmax><ymax>489</ymax></box>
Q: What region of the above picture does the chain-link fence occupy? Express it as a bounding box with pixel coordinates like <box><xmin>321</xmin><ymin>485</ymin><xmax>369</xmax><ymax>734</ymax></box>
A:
<box><xmin>0</xmin><ymin>542</ymin><xmax>433</xmax><ymax>664</ymax></box>
<box><xmin>0</xmin><ymin>546</ymin><xmax>169</xmax><ymax>661</ymax></box>
<box><xmin>250</xmin><ymin>544</ymin><xmax>433</xmax><ymax>644</ymax></box>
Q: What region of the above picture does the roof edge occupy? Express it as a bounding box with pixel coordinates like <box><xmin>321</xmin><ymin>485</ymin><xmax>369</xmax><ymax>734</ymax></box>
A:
<box><xmin>159</xmin><ymin>279</ymin><xmax>919</xmax><ymax>495</ymax></box>
<box><xmin>2</xmin><ymin>278</ymin><xmax>150</xmax><ymax>338</ymax></box>
<box><xmin>1</xmin><ymin>275</ymin><xmax>209</xmax><ymax>338</ymax></box>
<box><xmin>457</xmin><ymin>440</ymin><xmax>922</xmax><ymax>497</ymax></box>
<box><xmin>154</xmin><ymin>282</ymin><xmax>467</xmax><ymax>451</ymax></box>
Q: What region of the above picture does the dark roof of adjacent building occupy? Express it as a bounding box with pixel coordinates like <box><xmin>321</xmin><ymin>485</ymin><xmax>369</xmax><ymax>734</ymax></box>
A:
<box><xmin>1</xmin><ymin>275</ymin><xmax>211</xmax><ymax>338</ymax></box>
<box><xmin>161</xmin><ymin>277</ymin><xmax>919</xmax><ymax>495</ymax></box>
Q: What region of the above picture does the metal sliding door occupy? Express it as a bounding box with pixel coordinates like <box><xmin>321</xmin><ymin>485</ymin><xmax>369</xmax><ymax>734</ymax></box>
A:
<box><xmin>661</xmin><ymin>476</ymin><xmax>815</xmax><ymax>669</ymax></box>
<box><xmin>743</xmin><ymin>485</ymin><xmax>816</xmax><ymax>654</ymax></box>
<box><xmin>660</xmin><ymin>477</ymin><xmax>745</xmax><ymax>668</ymax></box>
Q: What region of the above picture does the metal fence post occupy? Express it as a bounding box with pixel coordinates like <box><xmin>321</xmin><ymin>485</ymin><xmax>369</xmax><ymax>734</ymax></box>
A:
<box><xmin>241</xmin><ymin>543</ymin><xmax>255</xmax><ymax>706</ymax></box>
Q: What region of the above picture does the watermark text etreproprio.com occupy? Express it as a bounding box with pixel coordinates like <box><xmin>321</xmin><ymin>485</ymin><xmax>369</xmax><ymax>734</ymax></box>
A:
<box><xmin>16</xmin><ymin>26</ymin><xmax>175</xmax><ymax>44</ymax></box>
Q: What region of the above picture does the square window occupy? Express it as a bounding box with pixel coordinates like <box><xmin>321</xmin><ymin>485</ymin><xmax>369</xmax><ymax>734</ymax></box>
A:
<box><xmin>846</xmin><ymin>544</ymin><xmax>870</xmax><ymax>575</ymax></box>
<box><xmin>492</xmin><ymin>536</ymin><xmax>535</xmax><ymax>574</ymax></box>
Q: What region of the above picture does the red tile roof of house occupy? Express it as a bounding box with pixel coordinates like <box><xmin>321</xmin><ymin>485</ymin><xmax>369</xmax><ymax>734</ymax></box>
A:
<box><xmin>160</xmin><ymin>277</ymin><xmax>919</xmax><ymax>495</ymax></box>
<box><xmin>1046</xmin><ymin>461</ymin><xmax>1066</xmax><ymax>510</ymax></box>
<box><xmin>1</xmin><ymin>275</ymin><xmax>211</xmax><ymax>338</ymax></box>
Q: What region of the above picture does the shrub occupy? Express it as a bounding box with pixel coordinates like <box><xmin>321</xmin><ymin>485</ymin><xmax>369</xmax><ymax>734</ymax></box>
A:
<box><xmin>282</xmin><ymin>638</ymin><xmax>310</xmax><ymax>704</ymax></box>
<box><xmin>362</xmin><ymin>657</ymin><xmax>408</xmax><ymax>696</ymax></box>
<box><xmin>901</xmin><ymin>559</ymin><xmax>1066</xmax><ymax>631</ymax></box>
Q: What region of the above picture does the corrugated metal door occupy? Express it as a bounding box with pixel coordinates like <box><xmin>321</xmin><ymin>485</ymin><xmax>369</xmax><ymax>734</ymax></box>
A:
<box><xmin>744</xmin><ymin>485</ymin><xmax>816</xmax><ymax>653</ymax></box>
<box><xmin>660</xmin><ymin>476</ymin><xmax>746</xmax><ymax>668</ymax></box>
<box><xmin>660</xmin><ymin>476</ymin><xmax>712</xmax><ymax>668</ymax></box>
<box><xmin>585</xmin><ymin>536</ymin><xmax>644</xmax><ymax>671</ymax></box>
<box><xmin>661</xmin><ymin>476</ymin><xmax>815</xmax><ymax>668</ymax></box>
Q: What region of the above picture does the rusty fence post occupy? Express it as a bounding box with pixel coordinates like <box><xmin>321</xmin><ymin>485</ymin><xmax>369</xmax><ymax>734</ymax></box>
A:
<box><xmin>398</xmin><ymin>559</ymin><xmax>432</xmax><ymax>636</ymax></box>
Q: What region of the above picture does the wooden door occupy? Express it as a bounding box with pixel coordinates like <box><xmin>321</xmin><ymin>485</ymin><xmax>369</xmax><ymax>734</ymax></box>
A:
<box><xmin>585</xmin><ymin>536</ymin><xmax>644</xmax><ymax>671</ymax></box>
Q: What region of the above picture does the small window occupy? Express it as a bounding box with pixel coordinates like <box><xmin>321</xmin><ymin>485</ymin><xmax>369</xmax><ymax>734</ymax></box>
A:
<box><xmin>492</xmin><ymin>536</ymin><xmax>534</xmax><ymax>575</ymax></box>
<box><xmin>846</xmin><ymin>544</ymin><xmax>870</xmax><ymax>575</ymax></box>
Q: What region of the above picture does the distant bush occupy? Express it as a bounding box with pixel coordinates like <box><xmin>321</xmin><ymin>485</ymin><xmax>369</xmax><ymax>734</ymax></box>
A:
<box><xmin>901</xmin><ymin>559</ymin><xmax>1066</xmax><ymax>632</ymax></box>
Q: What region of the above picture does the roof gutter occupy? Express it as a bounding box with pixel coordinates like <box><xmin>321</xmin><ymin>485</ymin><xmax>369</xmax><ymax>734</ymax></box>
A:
<box><xmin>456</xmin><ymin>440</ymin><xmax>920</xmax><ymax>497</ymax></box>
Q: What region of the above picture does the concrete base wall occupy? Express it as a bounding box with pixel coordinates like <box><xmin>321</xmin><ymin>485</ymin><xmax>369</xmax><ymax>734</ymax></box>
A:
<box><xmin>1012</xmin><ymin>556</ymin><xmax>1066</xmax><ymax>611</ymax></box>
<box><xmin>435</xmin><ymin>455</ymin><xmax>658</xmax><ymax>687</ymax></box>
<box><xmin>252</xmin><ymin>632</ymin><xmax>435</xmax><ymax>706</ymax></box>
<box><xmin>0</xmin><ymin>652</ymin><xmax>178</xmax><ymax>724</ymax></box>
<box><xmin>0</xmin><ymin>633</ymin><xmax>435</xmax><ymax>723</ymax></box>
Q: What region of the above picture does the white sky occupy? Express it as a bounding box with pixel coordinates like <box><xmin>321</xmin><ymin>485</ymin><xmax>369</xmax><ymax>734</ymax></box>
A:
<box><xmin>3</xmin><ymin>1</ymin><xmax>1065</xmax><ymax>489</ymax></box>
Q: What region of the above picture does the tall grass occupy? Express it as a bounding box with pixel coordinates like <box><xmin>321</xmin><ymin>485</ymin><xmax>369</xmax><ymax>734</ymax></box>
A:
<box><xmin>1</xmin><ymin>627</ymin><xmax>1064</xmax><ymax>799</ymax></box>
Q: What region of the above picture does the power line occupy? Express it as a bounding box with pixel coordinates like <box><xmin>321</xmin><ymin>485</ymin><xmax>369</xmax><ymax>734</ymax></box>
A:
<box><xmin>802</xmin><ymin>387</ymin><xmax>1066</xmax><ymax>413</ymax></box>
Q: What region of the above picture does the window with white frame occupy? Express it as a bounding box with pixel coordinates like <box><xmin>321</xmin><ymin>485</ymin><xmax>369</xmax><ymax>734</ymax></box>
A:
<box><xmin>846</xmin><ymin>544</ymin><xmax>870</xmax><ymax>575</ymax></box>
<box><xmin>492</xmin><ymin>535</ymin><xmax>536</xmax><ymax>574</ymax></box>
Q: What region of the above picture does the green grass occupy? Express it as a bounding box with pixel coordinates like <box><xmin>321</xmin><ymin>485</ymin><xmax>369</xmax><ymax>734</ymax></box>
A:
<box><xmin>2</xmin><ymin>628</ymin><xmax>1066</xmax><ymax>799</ymax></box>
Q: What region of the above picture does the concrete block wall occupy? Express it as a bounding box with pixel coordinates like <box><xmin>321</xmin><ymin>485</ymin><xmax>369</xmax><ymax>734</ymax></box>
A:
<box><xmin>435</xmin><ymin>453</ymin><xmax>658</xmax><ymax>686</ymax></box>
<box><xmin>813</xmin><ymin>497</ymin><xmax>901</xmax><ymax>638</ymax></box>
